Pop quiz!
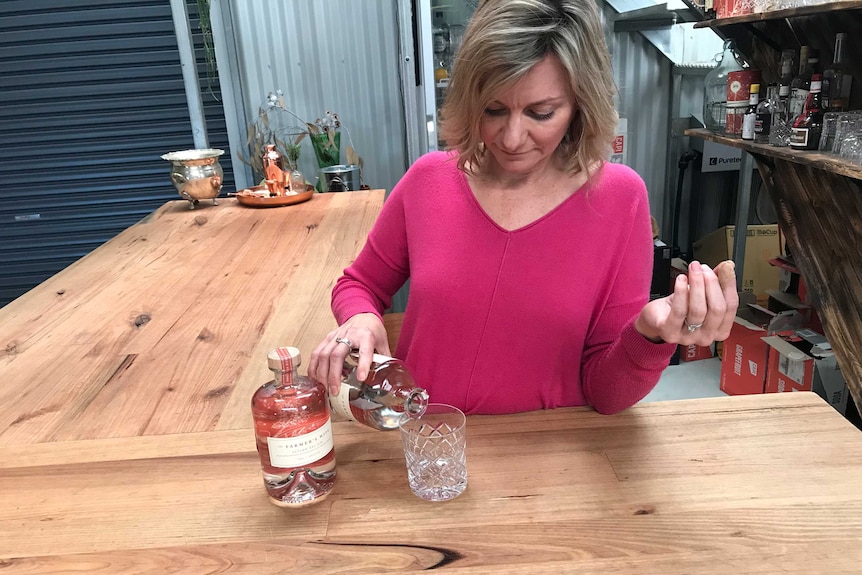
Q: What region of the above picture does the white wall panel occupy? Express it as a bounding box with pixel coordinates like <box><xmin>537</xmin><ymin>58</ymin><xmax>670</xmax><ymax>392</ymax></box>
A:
<box><xmin>226</xmin><ymin>0</ymin><xmax>408</xmax><ymax>193</ymax></box>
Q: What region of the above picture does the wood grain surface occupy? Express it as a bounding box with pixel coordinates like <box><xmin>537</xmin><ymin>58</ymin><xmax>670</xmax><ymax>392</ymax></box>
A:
<box><xmin>2</xmin><ymin>393</ymin><xmax>861</xmax><ymax>573</ymax></box>
<box><xmin>0</xmin><ymin>191</ymin><xmax>385</xmax><ymax>446</ymax></box>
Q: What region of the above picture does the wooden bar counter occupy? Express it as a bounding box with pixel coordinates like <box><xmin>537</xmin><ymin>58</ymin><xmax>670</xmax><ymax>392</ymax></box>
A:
<box><xmin>2</xmin><ymin>189</ymin><xmax>862</xmax><ymax>572</ymax></box>
<box><xmin>2</xmin><ymin>393</ymin><xmax>862</xmax><ymax>572</ymax></box>
<box><xmin>0</xmin><ymin>190</ymin><xmax>384</xmax><ymax>445</ymax></box>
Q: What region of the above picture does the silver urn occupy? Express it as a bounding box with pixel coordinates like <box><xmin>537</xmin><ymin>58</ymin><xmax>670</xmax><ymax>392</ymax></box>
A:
<box><xmin>161</xmin><ymin>148</ymin><xmax>225</xmax><ymax>209</ymax></box>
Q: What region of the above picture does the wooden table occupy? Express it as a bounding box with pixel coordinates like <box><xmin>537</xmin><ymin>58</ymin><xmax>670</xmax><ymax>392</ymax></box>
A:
<box><xmin>3</xmin><ymin>189</ymin><xmax>862</xmax><ymax>572</ymax></box>
<box><xmin>2</xmin><ymin>393</ymin><xmax>862</xmax><ymax>573</ymax></box>
<box><xmin>0</xmin><ymin>190</ymin><xmax>385</xmax><ymax>445</ymax></box>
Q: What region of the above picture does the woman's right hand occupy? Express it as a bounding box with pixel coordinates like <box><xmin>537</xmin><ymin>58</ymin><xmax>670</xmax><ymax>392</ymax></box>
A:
<box><xmin>307</xmin><ymin>312</ymin><xmax>391</xmax><ymax>397</ymax></box>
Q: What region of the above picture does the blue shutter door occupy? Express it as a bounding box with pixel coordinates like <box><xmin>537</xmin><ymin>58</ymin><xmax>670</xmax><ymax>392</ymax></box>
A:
<box><xmin>0</xmin><ymin>0</ymin><xmax>233</xmax><ymax>307</ymax></box>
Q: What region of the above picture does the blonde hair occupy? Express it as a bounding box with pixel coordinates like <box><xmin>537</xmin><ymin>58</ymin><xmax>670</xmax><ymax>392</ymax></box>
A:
<box><xmin>439</xmin><ymin>0</ymin><xmax>618</xmax><ymax>176</ymax></box>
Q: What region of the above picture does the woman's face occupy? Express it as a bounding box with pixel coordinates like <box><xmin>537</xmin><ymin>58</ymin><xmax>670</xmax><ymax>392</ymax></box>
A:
<box><xmin>479</xmin><ymin>54</ymin><xmax>576</xmax><ymax>178</ymax></box>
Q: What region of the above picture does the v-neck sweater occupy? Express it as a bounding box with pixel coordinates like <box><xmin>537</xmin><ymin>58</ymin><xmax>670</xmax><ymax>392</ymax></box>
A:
<box><xmin>332</xmin><ymin>151</ymin><xmax>676</xmax><ymax>414</ymax></box>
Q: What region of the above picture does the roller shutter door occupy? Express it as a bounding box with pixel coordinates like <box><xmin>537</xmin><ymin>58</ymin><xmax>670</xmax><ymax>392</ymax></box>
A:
<box><xmin>0</xmin><ymin>0</ymin><xmax>233</xmax><ymax>307</ymax></box>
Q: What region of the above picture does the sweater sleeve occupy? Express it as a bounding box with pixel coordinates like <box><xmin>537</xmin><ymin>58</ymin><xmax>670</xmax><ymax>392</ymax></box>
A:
<box><xmin>580</xmin><ymin>170</ymin><xmax>676</xmax><ymax>414</ymax></box>
<box><xmin>330</xmin><ymin>161</ymin><xmax>417</xmax><ymax>324</ymax></box>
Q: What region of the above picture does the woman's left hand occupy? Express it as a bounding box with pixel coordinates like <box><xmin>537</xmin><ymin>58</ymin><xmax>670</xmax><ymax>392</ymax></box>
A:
<box><xmin>635</xmin><ymin>260</ymin><xmax>739</xmax><ymax>345</ymax></box>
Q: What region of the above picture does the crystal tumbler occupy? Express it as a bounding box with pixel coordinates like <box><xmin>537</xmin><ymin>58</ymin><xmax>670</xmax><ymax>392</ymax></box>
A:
<box><xmin>399</xmin><ymin>403</ymin><xmax>467</xmax><ymax>501</ymax></box>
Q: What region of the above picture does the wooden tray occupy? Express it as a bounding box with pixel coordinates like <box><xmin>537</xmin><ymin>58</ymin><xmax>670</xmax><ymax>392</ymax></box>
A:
<box><xmin>234</xmin><ymin>185</ymin><xmax>314</xmax><ymax>208</ymax></box>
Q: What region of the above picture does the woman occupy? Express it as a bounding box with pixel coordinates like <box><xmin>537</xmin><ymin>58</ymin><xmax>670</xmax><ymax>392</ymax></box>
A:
<box><xmin>308</xmin><ymin>0</ymin><xmax>738</xmax><ymax>414</ymax></box>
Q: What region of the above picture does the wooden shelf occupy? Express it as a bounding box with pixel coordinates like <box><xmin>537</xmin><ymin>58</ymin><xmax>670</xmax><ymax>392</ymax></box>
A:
<box><xmin>693</xmin><ymin>1</ymin><xmax>862</xmax><ymax>29</ymax></box>
<box><xmin>688</xmin><ymin>2</ymin><xmax>862</xmax><ymax>420</ymax></box>
<box><xmin>685</xmin><ymin>129</ymin><xmax>862</xmax><ymax>181</ymax></box>
<box><xmin>694</xmin><ymin>2</ymin><xmax>862</xmax><ymax>101</ymax></box>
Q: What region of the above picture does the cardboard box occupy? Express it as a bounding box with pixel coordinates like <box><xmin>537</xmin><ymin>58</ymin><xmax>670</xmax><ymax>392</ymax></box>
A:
<box><xmin>679</xmin><ymin>342</ymin><xmax>715</xmax><ymax>362</ymax></box>
<box><xmin>692</xmin><ymin>225</ymin><xmax>782</xmax><ymax>305</ymax></box>
<box><xmin>763</xmin><ymin>335</ymin><xmax>814</xmax><ymax>393</ymax></box>
<box><xmin>763</xmin><ymin>329</ymin><xmax>849</xmax><ymax>415</ymax></box>
<box><xmin>719</xmin><ymin>304</ymin><xmax>804</xmax><ymax>396</ymax></box>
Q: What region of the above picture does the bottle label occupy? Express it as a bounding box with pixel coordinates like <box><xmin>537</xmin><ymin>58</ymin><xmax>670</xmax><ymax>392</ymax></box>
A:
<box><xmin>789</xmin><ymin>127</ymin><xmax>810</xmax><ymax>147</ymax></box>
<box><xmin>330</xmin><ymin>384</ymin><xmax>358</xmax><ymax>422</ymax></box>
<box><xmin>266</xmin><ymin>418</ymin><xmax>333</xmax><ymax>468</ymax></box>
<box><xmin>742</xmin><ymin>113</ymin><xmax>756</xmax><ymax>140</ymax></box>
<box><xmin>790</xmin><ymin>88</ymin><xmax>809</xmax><ymax>118</ymax></box>
<box><xmin>755</xmin><ymin>115</ymin><xmax>771</xmax><ymax>136</ymax></box>
<box><xmin>329</xmin><ymin>353</ymin><xmax>397</xmax><ymax>421</ymax></box>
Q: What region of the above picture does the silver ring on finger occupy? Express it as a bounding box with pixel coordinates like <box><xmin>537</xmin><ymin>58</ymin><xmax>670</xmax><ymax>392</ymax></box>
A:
<box><xmin>685</xmin><ymin>319</ymin><xmax>704</xmax><ymax>333</ymax></box>
<box><xmin>334</xmin><ymin>337</ymin><xmax>354</xmax><ymax>349</ymax></box>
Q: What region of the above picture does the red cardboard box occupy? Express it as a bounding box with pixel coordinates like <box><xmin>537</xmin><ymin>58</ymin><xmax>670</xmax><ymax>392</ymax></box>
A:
<box><xmin>719</xmin><ymin>304</ymin><xmax>804</xmax><ymax>396</ymax></box>
<box><xmin>763</xmin><ymin>329</ymin><xmax>850</xmax><ymax>415</ymax></box>
<box><xmin>679</xmin><ymin>342</ymin><xmax>715</xmax><ymax>362</ymax></box>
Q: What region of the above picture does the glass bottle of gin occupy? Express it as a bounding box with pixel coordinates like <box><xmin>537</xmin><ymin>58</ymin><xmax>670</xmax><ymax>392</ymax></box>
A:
<box><xmin>789</xmin><ymin>47</ymin><xmax>819</xmax><ymax>121</ymax></box>
<box><xmin>822</xmin><ymin>32</ymin><xmax>849</xmax><ymax>112</ymax></box>
<box><xmin>790</xmin><ymin>74</ymin><xmax>824</xmax><ymax>151</ymax></box>
<box><xmin>330</xmin><ymin>352</ymin><xmax>429</xmax><ymax>431</ymax></box>
<box><xmin>251</xmin><ymin>347</ymin><xmax>336</xmax><ymax>507</ymax></box>
<box><xmin>742</xmin><ymin>83</ymin><xmax>760</xmax><ymax>141</ymax></box>
<box><xmin>755</xmin><ymin>84</ymin><xmax>778</xmax><ymax>144</ymax></box>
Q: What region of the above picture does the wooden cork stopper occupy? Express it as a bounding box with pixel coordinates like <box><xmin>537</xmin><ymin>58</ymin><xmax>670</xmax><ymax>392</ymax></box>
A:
<box><xmin>267</xmin><ymin>347</ymin><xmax>301</xmax><ymax>372</ymax></box>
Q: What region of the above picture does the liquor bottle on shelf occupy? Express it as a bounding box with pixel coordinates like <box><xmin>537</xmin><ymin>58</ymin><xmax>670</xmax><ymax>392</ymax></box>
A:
<box><xmin>789</xmin><ymin>47</ymin><xmax>819</xmax><ymax>121</ymax></box>
<box><xmin>742</xmin><ymin>83</ymin><xmax>760</xmax><ymax>141</ymax></box>
<box><xmin>251</xmin><ymin>347</ymin><xmax>336</xmax><ymax>507</ymax></box>
<box><xmin>330</xmin><ymin>352</ymin><xmax>429</xmax><ymax>431</ymax></box>
<box><xmin>770</xmin><ymin>50</ymin><xmax>796</xmax><ymax>147</ymax></box>
<box><xmin>822</xmin><ymin>32</ymin><xmax>850</xmax><ymax>112</ymax></box>
<box><xmin>755</xmin><ymin>84</ymin><xmax>778</xmax><ymax>144</ymax></box>
<box><xmin>776</xmin><ymin>49</ymin><xmax>795</xmax><ymax>116</ymax></box>
<box><xmin>790</xmin><ymin>73</ymin><xmax>824</xmax><ymax>151</ymax></box>
<box><xmin>704</xmin><ymin>0</ymin><xmax>716</xmax><ymax>19</ymax></box>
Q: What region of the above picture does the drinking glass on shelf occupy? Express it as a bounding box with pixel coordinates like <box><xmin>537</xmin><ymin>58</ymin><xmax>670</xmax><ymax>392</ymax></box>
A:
<box><xmin>839</xmin><ymin>132</ymin><xmax>862</xmax><ymax>164</ymax></box>
<box><xmin>819</xmin><ymin>112</ymin><xmax>840</xmax><ymax>152</ymax></box>
<box><xmin>834</xmin><ymin>113</ymin><xmax>862</xmax><ymax>158</ymax></box>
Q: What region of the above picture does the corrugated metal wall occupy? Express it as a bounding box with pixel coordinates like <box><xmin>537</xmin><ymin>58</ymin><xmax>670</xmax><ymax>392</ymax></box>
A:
<box><xmin>223</xmin><ymin>0</ymin><xmax>704</xmax><ymax>231</ymax></box>
<box><xmin>603</xmin><ymin>5</ymin><xmax>715</xmax><ymax>242</ymax></box>
<box><xmin>224</xmin><ymin>0</ymin><xmax>408</xmax><ymax>193</ymax></box>
<box><xmin>605</xmin><ymin>12</ymin><xmax>672</xmax><ymax>225</ymax></box>
<box><xmin>0</xmin><ymin>0</ymin><xmax>233</xmax><ymax>307</ymax></box>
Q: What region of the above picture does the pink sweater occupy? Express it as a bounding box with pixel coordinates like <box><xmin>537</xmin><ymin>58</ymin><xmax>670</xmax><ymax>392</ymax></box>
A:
<box><xmin>333</xmin><ymin>151</ymin><xmax>676</xmax><ymax>414</ymax></box>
